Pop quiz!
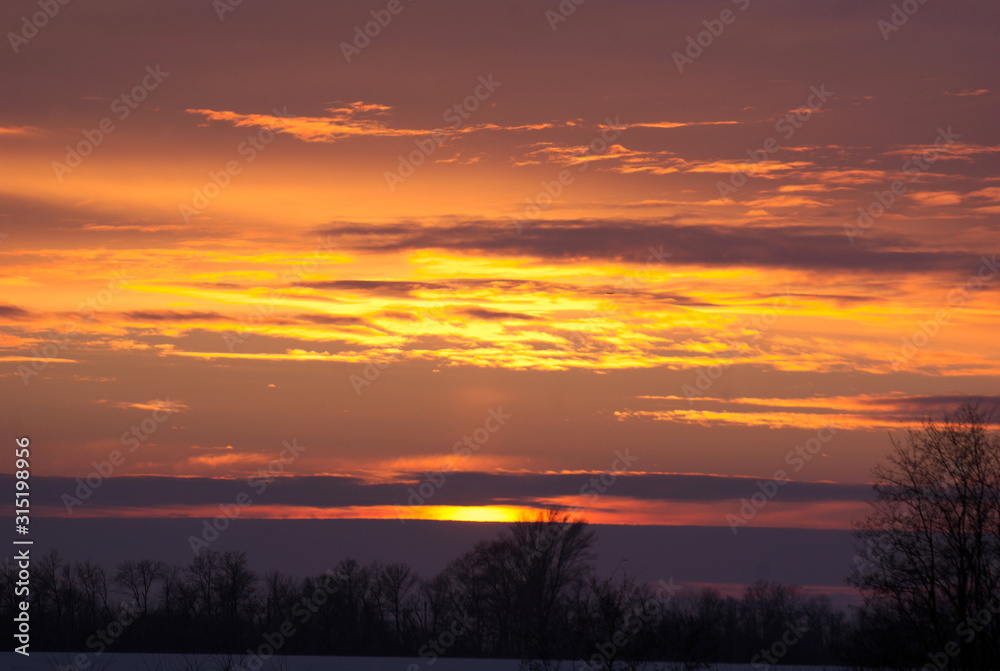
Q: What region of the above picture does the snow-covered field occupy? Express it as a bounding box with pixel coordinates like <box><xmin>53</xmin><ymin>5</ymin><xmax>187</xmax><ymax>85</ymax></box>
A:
<box><xmin>0</xmin><ymin>653</ymin><xmax>853</xmax><ymax>671</ymax></box>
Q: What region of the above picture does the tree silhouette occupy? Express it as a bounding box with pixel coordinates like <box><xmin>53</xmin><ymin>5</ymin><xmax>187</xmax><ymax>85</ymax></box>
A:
<box><xmin>114</xmin><ymin>559</ymin><xmax>163</xmax><ymax>621</ymax></box>
<box><xmin>850</xmin><ymin>402</ymin><xmax>1000</xmax><ymax>669</ymax></box>
<box><xmin>0</xmin><ymin>516</ymin><xmax>864</xmax><ymax>665</ymax></box>
<box><xmin>508</xmin><ymin>509</ymin><xmax>596</xmax><ymax>660</ymax></box>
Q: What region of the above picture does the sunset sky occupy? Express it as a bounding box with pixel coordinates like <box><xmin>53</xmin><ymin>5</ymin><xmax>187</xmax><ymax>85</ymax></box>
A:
<box><xmin>2</xmin><ymin>0</ymin><xmax>998</xmax><ymax>593</ymax></box>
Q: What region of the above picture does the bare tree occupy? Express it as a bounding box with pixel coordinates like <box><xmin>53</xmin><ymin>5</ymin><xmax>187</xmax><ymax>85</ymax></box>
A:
<box><xmin>215</xmin><ymin>550</ymin><xmax>257</xmax><ymax>645</ymax></box>
<box><xmin>741</xmin><ymin>581</ymin><xmax>801</xmax><ymax>642</ymax></box>
<box><xmin>850</xmin><ymin>403</ymin><xmax>1000</xmax><ymax>669</ymax></box>
<box><xmin>158</xmin><ymin>563</ymin><xmax>185</xmax><ymax>617</ymax></box>
<box><xmin>444</xmin><ymin>535</ymin><xmax>519</xmax><ymax>655</ymax></box>
<box><xmin>509</xmin><ymin>509</ymin><xmax>596</xmax><ymax>660</ymax></box>
<box><xmin>441</xmin><ymin>509</ymin><xmax>595</xmax><ymax>660</ymax></box>
<box><xmin>262</xmin><ymin>569</ymin><xmax>297</xmax><ymax>632</ymax></box>
<box><xmin>114</xmin><ymin>559</ymin><xmax>165</xmax><ymax>620</ymax></box>
<box><xmin>77</xmin><ymin>560</ymin><xmax>111</xmax><ymax>628</ymax></box>
<box><xmin>0</xmin><ymin>560</ymin><xmax>18</xmax><ymax>622</ymax></box>
<box><xmin>376</xmin><ymin>562</ymin><xmax>418</xmax><ymax>647</ymax></box>
<box><xmin>34</xmin><ymin>550</ymin><xmax>66</xmax><ymax>626</ymax></box>
<box><xmin>582</xmin><ymin>571</ymin><xmax>649</xmax><ymax>670</ymax></box>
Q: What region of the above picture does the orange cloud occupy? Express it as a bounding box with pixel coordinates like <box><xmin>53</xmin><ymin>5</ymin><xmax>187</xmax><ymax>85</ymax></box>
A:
<box><xmin>187</xmin><ymin>103</ymin><xmax>564</xmax><ymax>144</ymax></box>
<box><xmin>0</xmin><ymin>125</ymin><xmax>40</xmax><ymax>136</ymax></box>
<box><xmin>628</xmin><ymin>120</ymin><xmax>741</xmax><ymax>129</ymax></box>
<box><xmin>619</xmin><ymin>393</ymin><xmax>1000</xmax><ymax>430</ymax></box>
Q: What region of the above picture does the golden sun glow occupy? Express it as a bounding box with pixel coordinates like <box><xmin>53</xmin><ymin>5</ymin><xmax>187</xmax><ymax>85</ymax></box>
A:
<box><xmin>2</xmin><ymin>0</ymin><xmax>997</xmax><ymax>542</ymax></box>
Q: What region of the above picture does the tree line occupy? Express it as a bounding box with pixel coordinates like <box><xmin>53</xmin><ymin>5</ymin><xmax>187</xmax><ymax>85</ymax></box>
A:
<box><xmin>2</xmin><ymin>520</ymin><xmax>851</xmax><ymax>668</ymax></box>
<box><xmin>3</xmin><ymin>403</ymin><xmax>998</xmax><ymax>669</ymax></box>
